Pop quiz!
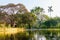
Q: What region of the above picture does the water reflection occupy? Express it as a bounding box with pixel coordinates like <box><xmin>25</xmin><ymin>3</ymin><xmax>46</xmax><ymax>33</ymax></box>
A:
<box><xmin>0</xmin><ymin>30</ymin><xmax>60</xmax><ymax>40</ymax></box>
<box><xmin>33</xmin><ymin>33</ymin><xmax>46</xmax><ymax>40</ymax></box>
<box><xmin>28</xmin><ymin>30</ymin><xmax>60</xmax><ymax>40</ymax></box>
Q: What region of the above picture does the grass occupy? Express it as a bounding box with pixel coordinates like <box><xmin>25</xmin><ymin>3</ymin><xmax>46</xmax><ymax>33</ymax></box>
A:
<box><xmin>0</xmin><ymin>27</ymin><xmax>25</xmax><ymax>35</ymax></box>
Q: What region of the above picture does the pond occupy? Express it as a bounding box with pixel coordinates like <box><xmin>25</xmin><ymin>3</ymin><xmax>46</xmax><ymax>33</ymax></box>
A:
<box><xmin>0</xmin><ymin>29</ymin><xmax>60</xmax><ymax>40</ymax></box>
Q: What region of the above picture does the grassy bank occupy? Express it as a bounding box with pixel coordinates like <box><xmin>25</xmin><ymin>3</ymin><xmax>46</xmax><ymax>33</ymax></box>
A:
<box><xmin>0</xmin><ymin>27</ymin><xmax>25</xmax><ymax>35</ymax></box>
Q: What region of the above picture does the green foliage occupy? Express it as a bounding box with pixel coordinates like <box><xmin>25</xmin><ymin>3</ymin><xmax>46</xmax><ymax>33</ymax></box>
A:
<box><xmin>13</xmin><ymin>13</ymin><xmax>37</xmax><ymax>28</ymax></box>
<box><xmin>43</xmin><ymin>19</ymin><xmax>58</xmax><ymax>28</ymax></box>
<box><xmin>31</xmin><ymin>7</ymin><xmax>44</xmax><ymax>13</ymax></box>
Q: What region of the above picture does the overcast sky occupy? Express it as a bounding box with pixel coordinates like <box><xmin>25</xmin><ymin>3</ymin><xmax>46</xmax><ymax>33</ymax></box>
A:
<box><xmin>0</xmin><ymin>0</ymin><xmax>60</xmax><ymax>17</ymax></box>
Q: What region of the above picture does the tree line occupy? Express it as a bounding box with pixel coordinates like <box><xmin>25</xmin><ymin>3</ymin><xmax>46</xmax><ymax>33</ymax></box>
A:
<box><xmin>0</xmin><ymin>4</ymin><xmax>60</xmax><ymax>29</ymax></box>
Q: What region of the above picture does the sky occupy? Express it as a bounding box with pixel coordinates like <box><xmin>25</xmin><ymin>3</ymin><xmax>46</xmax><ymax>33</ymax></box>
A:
<box><xmin>0</xmin><ymin>0</ymin><xmax>60</xmax><ymax>17</ymax></box>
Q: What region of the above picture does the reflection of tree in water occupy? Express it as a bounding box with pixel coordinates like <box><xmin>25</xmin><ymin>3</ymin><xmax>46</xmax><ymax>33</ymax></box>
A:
<box><xmin>4</xmin><ymin>32</ymin><xmax>31</xmax><ymax>40</ymax></box>
<box><xmin>30</xmin><ymin>30</ymin><xmax>60</xmax><ymax>40</ymax></box>
<box><xmin>1</xmin><ymin>30</ymin><xmax>60</xmax><ymax>40</ymax></box>
<box><xmin>33</xmin><ymin>33</ymin><xmax>46</xmax><ymax>40</ymax></box>
<box><xmin>10</xmin><ymin>34</ymin><xmax>14</xmax><ymax>40</ymax></box>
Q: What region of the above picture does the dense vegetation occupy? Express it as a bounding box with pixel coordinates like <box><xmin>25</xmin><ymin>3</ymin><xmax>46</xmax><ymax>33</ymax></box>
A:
<box><xmin>0</xmin><ymin>4</ymin><xmax>60</xmax><ymax>29</ymax></box>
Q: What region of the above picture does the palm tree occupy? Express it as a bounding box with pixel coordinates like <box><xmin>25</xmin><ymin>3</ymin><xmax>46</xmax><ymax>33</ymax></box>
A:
<box><xmin>48</xmin><ymin>6</ymin><xmax>53</xmax><ymax>17</ymax></box>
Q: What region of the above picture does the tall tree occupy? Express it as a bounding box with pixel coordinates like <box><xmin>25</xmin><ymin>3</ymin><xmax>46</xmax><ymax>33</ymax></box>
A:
<box><xmin>31</xmin><ymin>7</ymin><xmax>44</xmax><ymax>20</ymax></box>
<box><xmin>31</xmin><ymin>7</ymin><xmax>45</xmax><ymax>28</ymax></box>
<box><xmin>48</xmin><ymin>6</ymin><xmax>53</xmax><ymax>17</ymax></box>
<box><xmin>13</xmin><ymin>12</ymin><xmax>36</xmax><ymax>28</ymax></box>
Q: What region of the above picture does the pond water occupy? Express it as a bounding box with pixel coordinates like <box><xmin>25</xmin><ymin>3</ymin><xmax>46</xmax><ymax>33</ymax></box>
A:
<box><xmin>28</xmin><ymin>30</ymin><xmax>60</xmax><ymax>40</ymax></box>
<box><xmin>0</xmin><ymin>29</ymin><xmax>60</xmax><ymax>40</ymax></box>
